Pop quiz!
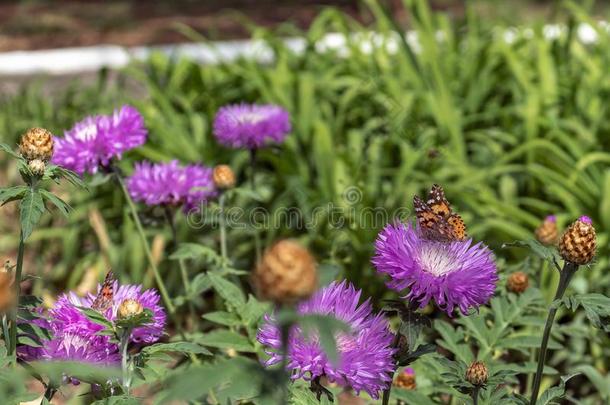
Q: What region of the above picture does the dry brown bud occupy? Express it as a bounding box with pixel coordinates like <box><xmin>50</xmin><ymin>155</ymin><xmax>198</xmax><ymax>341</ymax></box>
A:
<box><xmin>213</xmin><ymin>164</ymin><xmax>236</xmax><ymax>190</ymax></box>
<box><xmin>466</xmin><ymin>361</ymin><xmax>488</xmax><ymax>386</ymax></box>
<box><xmin>19</xmin><ymin>127</ymin><xmax>54</xmax><ymax>162</ymax></box>
<box><xmin>535</xmin><ymin>215</ymin><xmax>558</xmax><ymax>245</ymax></box>
<box><xmin>506</xmin><ymin>271</ymin><xmax>529</xmax><ymax>294</ymax></box>
<box><xmin>559</xmin><ymin>216</ymin><xmax>596</xmax><ymax>265</ymax></box>
<box><xmin>394</xmin><ymin>368</ymin><xmax>416</xmax><ymax>390</ymax></box>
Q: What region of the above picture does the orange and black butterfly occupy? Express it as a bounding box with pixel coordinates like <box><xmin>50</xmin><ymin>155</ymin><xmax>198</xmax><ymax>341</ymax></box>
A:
<box><xmin>91</xmin><ymin>271</ymin><xmax>115</xmax><ymax>312</ymax></box>
<box><xmin>413</xmin><ymin>184</ymin><xmax>467</xmax><ymax>242</ymax></box>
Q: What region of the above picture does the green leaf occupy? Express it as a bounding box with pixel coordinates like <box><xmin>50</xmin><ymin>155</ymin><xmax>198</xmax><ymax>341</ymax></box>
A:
<box><xmin>0</xmin><ymin>186</ymin><xmax>28</xmax><ymax>205</ymax></box>
<box><xmin>502</xmin><ymin>239</ymin><xmax>561</xmax><ymax>270</ymax></box>
<box><xmin>202</xmin><ymin>311</ymin><xmax>242</xmax><ymax>327</ymax></box>
<box><xmin>537</xmin><ymin>373</ymin><xmax>579</xmax><ymax>405</ymax></box>
<box><xmin>19</xmin><ymin>188</ymin><xmax>45</xmax><ymax>240</ymax></box>
<box><xmin>561</xmin><ymin>294</ymin><xmax>610</xmax><ymax>332</ymax></box>
<box><xmin>196</xmin><ymin>330</ymin><xmax>256</xmax><ymax>352</ymax></box>
<box><xmin>208</xmin><ymin>272</ymin><xmax>246</xmax><ymax>311</ymax></box>
<box><xmin>170</xmin><ymin>243</ymin><xmax>227</xmax><ymax>268</ymax></box>
<box><xmin>39</xmin><ymin>189</ymin><xmax>72</xmax><ymax>217</ymax></box>
<box><xmin>0</xmin><ymin>142</ymin><xmax>20</xmax><ymax>159</ymax></box>
<box><xmin>77</xmin><ymin>307</ymin><xmax>114</xmax><ymax>330</ymax></box>
<box><xmin>91</xmin><ymin>396</ymin><xmax>142</xmax><ymax>405</ymax></box>
<box><xmin>142</xmin><ymin>342</ymin><xmax>212</xmax><ymax>356</ymax></box>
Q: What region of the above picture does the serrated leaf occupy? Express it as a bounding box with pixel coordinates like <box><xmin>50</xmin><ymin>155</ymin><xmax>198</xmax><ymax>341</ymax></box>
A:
<box><xmin>39</xmin><ymin>189</ymin><xmax>72</xmax><ymax>217</ymax></box>
<box><xmin>19</xmin><ymin>188</ymin><xmax>45</xmax><ymax>240</ymax></box>
<box><xmin>0</xmin><ymin>142</ymin><xmax>20</xmax><ymax>158</ymax></box>
<box><xmin>77</xmin><ymin>307</ymin><xmax>114</xmax><ymax>330</ymax></box>
<box><xmin>561</xmin><ymin>294</ymin><xmax>610</xmax><ymax>332</ymax></box>
<box><xmin>196</xmin><ymin>330</ymin><xmax>256</xmax><ymax>352</ymax></box>
<box><xmin>0</xmin><ymin>186</ymin><xmax>27</xmax><ymax>205</ymax></box>
<box><xmin>208</xmin><ymin>272</ymin><xmax>246</xmax><ymax>311</ymax></box>
<box><xmin>502</xmin><ymin>240</ymin><xmax>561</xmax><ymax>270</ymax></box>
<box><xmin>142</xmin><ymin>342</ymin><xmax>212</xmax><ymax>356</ymax></box>
<box><xmin>537</xmin><ymin>373</ymin><xmax>579</xmax><ymax>404</ymax></box>
<box><xmin>203</xmin><ymin>311</ymin><xmax>241</xmax><ymax>327</ymax></box>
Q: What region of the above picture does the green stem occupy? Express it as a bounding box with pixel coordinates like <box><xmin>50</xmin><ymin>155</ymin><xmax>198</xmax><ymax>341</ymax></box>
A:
<box><xmin>8</xmin><ymin>230</ymin><xmax>25</xmax><ymax>364</ymax></box>
<box><xmin>120</xmin><ymin>327</ymin><xmax>133</xmax><ymax>394</ymax></box>
<box><xmin>219</xmin><ymin>194</ymin><xmax>228</xmax><ymax>264</ymax></box>
<box><xmin>249</xmin><ymin>149</ymin><xmax>262</xmax><ymax>264</ymax></box>
<box><xmin>44</xmin><ymin>384</ymin><xmax>58</xmax><ymax>401</ymax></box>
<box><xmin>115</xmin><ymin>174</ymin><xmax>174</xmax><ymax>314</ymax></box>
<box><xmin>163</xmin><ymin>207</ymin><xmax>198</xmax><ymax>331</ymax></box>
<box><xmin>381</xmin><ymin>331</ymin><xmax>402</xmax><ymax>405</ymax></box>
<box><xmin>472</xmin><ymin>386</ymin><xmax>480</xmax><ymax>405</ymax></box>
<box><xmin>529</xmin><ymin>262</ymin><xmax>578</xmax><ymax>405</ymax></box>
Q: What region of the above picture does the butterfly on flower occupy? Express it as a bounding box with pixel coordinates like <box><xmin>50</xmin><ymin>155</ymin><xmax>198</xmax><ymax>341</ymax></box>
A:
<box><xmin>91</xmin><ymin>271</ymin><xmax>115</xmax><ymax>312</ymax></box>
<box><xmin>413</xmin><ymin>184</ymin><xmax>467</xmax><ymax>242</ymax></box>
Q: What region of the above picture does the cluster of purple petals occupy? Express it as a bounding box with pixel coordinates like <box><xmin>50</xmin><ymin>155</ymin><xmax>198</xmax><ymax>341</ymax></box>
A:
<box><xmin>257</xmin><ymin>281</ymin><xmax>396</xmax><ymax>399</ymax></box>
<box><xmin>126</xmin><ymin>160</ymin><xmax>217</xmax><ymax>212</ymax></box>
<box><xmin>372</xmin><ymin>222</ymin><xmax>498</xmax><ymax>315</ymax></box>
<box><xmin>52</xmin><ymin>105</ymin><xmax>147</xmax><ymax>174</ymax></box>
<box><xmin>18</xmin><ymin>281</ymin><xmax>165</xmax><ymax>365</ymax></box>
<box><xmin>213</xmin><ymin>103</ymin><xmax>291</xmax><ymax>149</ymax></box>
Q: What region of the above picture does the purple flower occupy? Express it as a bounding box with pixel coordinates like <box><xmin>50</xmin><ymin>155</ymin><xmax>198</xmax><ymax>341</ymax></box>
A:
<box><xmin>257</xmin><ymin>281</ymin><xmax>396</xmax><ymax>399</ymax></box>
<box><xmin>373</xmin><ymin>222</ymin><xmax>498</xmax><ymax>315</ymax></box>
<box><xmin>52</xmin><ymin>105</ymin><xmax>147</xmax><ymax>174</ymax></box>
<box><xmin>213</xmin><ymin>103</ymin><xmax>291</xmax><ymax>149</ymax></box>
<box><xmin>18</xmin><ymin>280</ymin><xmax>166</xmax><ymax>365</ymax></box>
<box><xmin>126</xmin><ymin>160</ymin><xmax>217</xmax><ymax>212</ymax></box>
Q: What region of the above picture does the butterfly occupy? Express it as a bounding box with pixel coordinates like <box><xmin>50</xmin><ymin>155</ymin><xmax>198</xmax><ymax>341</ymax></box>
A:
<box><xmin>91</xmin><ymin>271</ymin><xmax>115</xmax><ymax>312</ymax></box>
<box><xmin>413</xmin><ymin>184</ymin><xmax>467</xmax><ymax>242</ymax></box>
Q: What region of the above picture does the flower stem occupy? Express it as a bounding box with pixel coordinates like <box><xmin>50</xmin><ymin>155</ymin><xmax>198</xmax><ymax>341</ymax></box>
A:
<box><xmin>120</xmin><ymin>327</ymin><xmax>133</xmax><ymax>394</ymax></box>
<box><xmin>44</xmin><ymin>384</ymin><xmax>58</xmax><ymax>401</ymax></box>
<box><xmin>381</xmin><ymin>330</ymin><xmax>402</xmax><ymax>405</ymax></box>
<box><xmin>163</xmin><ymin>207</ymin><xmax>198</xmax><ymax>331</ymax></box>
<box><xmin>249</xmin><ymin>149</ymin><xmax>261</xmax><ymax>264</ymax></box>
<box><xmin>471</xmin><ymin>386</ymin><xmax>480</xmax><ymax>405</ymax></box>
<box><xmin>115</xmin><ymin>173</ymin><xmax>175</xmax><ymax>314</ymax></box>
<box><xmin>8</xmin><ymin>230</ymin><xmax>25</xmax><ymax>364</ymax></box>
<box><xmin>219</xmin><ymin>193</ymin><xmax>228</xmax><ymax>263</ymax></box>
<box><xmin>529</xmin><ymin>262</ymin><xmax>578</xmax><ymax>404</ymax></box>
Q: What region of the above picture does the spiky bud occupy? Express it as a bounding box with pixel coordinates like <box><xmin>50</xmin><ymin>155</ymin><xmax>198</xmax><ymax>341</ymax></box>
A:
<box><xmin>466</xmin><ymin>361</ymin><xmax>488</xmax><ymax>386</ymax></box>
<box><xmin>394</xmin><ymin>368</ymin><xmax>416</xmax><ymax>390</ymax></box>
<box><xmin>213</xmin><ymin>164</ymin><xmax>236</xmax><ymax>190</ymax></box>
<box><xmin>253</xmin><ymin>240</ymin><xmax>318</xmax><ymax>305</ymax></box>
<box><xmin>19</xmin><ymin>127</ymin><xmax>54</xmax><ymax>162</ymax></box>
<box><xmin>0</xmin><ymin>263</ymin><xmax>15</xmax><ymax>312</ymax></box>
<box><xmin>118</xmin><ymin>298</ymin><xmax>143</xmax><ymax>319</ymax></box>
<box><xmin>28</xmin><ymin>159</ymin><xmax>46</xmax><ymax>176</ymax></box>
<box><xmin>559</xmin><ymin>216</ymin><xmax>596</xmax><ymax>265</ymax></box>
<box><xmin>506</xmin><ymin>271</ymin><xmax>529</xmax><ymax>294</ymax></box>
<box><xmin>535</xmin><ymin>215</ymin><xmax>558</xmax><ymax>246</ymax></box>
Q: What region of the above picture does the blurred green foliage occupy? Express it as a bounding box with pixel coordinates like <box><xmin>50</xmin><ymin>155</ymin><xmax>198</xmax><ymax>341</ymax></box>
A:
<box><xmin>0</xmin><ymin>0</ymin><xmax>609</xmax><ymax>402</ymax></box>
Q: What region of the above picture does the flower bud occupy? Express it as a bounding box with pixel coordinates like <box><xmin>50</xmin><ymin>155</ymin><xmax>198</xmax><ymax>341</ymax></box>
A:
<box><xmin>394</xmin><ymin>368</ymin><xmax>416</xmax><ymax>390</ymax></box>
<box><xmin>213</xmin><ymin>164</ymin><xmax>236</xmax><ymax>190</ymax></box>
<box><xmin>465</xmin><ymin>361</ymin><xmax>488</xmax><ymax>386</ymax></box>
<box><xmin>19</xmin><ymin>127</ymin><xmax>54</xmax><ymax>162</ymax></box>
<box><xmin>535</xmin><ymin>215</ymin><xmax>558</xmax><ymax>246</ymax></box>
<box><xmin>506</xmin><ymin>271</ymin><xmax>529</xmax><ymax>294</ymax></box>
<box><xmin>117</xmin><ymin>299</ymin><xmax>143</xmax><ymax>319</ymax></box>
<box><xmin>559</xmin><ymin>216</ymin><xmax>596</xmax><ymax>265</ymax></box>
<box><xmin>253</xmin><ymin>240</ymin><xmax>318</xmax><ymax>305</ymax></box>
<box><xmin>28</xmin><ymin>159</ymin><xmax>46</xmax><ymax>176</ymax></box>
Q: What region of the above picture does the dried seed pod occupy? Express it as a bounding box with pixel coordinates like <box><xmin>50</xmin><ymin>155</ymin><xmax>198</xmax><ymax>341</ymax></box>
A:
<box><xmin>394</xmin><ymin>368</ymin><xmax>416</xmax><ymax>390</ymax></box>
<box><xmin>506</xmin><ymin>271</ymin><xmax>529</xmax><ymax>294</ymax></box>
<box><xmin>535</xmin><ymin>215</ymin><xmax>558</xmax><ymax>246</ymax></box>
<box><xmin>465</xmin><ymin>361</ymin><xmax>488</xmax><ymax>386</ymax></box>
<box><xmin>212</xmin><ymin>164</ymin><xmax>236</xmax><ymax>190</ymax></box>
<box><xmin>117</xmin><ymin>298</ymin><xmax>144</xmax><ymax>319</ymax></box>
<box><xmin>19</xmin><ymin>127</ymin><xmax>54</xmax><ymax>162</ymax></box>
<box><xmin>559</xmin><ymin>216</ymin><xmax>596</xmax><ymax>265</ymax></box>
<box><xmin>253</xmin><ymin>240</ymin><xmax>318</xmax><ymax>305</ymax></box>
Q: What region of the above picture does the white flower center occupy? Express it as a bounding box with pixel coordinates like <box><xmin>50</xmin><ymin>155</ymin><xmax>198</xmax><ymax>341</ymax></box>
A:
<box><xmin>238</xmin><ymin>112</ymin><xmax>266</xmax><ymax>124</ymax></box>
<box><xmin>418</xmin><ymin>243</ymin><xmax>460</xmax><ymax>277</ymax></box>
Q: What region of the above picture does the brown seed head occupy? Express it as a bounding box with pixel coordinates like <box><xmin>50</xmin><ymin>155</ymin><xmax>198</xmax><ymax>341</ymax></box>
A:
<box><xmin>535</xmin><ymin>215</ymin><xmax>558</xmax><ymax>245</ymax></box>
<box><xmin>213</xmin><ymin>164</ymin><xmax>236</xmax><ymax>190</ymax></box>
<box><xmin>394</xmin><ymin>368</ymin><xmax>416</xmax><ymax>390</ymax></box>
<box><xmin>19</xmin><ymin>127</ymin><xmax>54</xmax><ymax>162</ymax></box>
<box><xmin>559</xmin><ymin>216</ymin><xmax>596</xmax><ymax>265</ymax></box>
<box><xmin>118</xmin><ymin>298</ymin><xmax>144</xmax><ymax>319</ymax></box>
<box><xmin>506</xmin><ymin>271</ymin><xmax>529</xmax><ymax>294</ymax></box>
<box><xmin>253</xmin><ymin>240</ymin><xmax>318</xmax><ymax>305</ymax></box>
<box><xmin>466</xmin><ymin>361</ymin><xmax>488</xmax><ymax>386</ymax></box>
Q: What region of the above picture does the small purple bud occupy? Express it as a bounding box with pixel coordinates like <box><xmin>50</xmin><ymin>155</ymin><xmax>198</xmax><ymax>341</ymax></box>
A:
<box><xmin>545</xmin><ymin>215</ymin><xmax>557</xmax><ymax>222</ymax></box>
<box><xmin>404</xmin><ymin>367</ymin><xmax>415</xmax><ymax>376</ymax></box>
<box><xmin>579</xmin><ymin>215</ymin><xmax>592</xmax><ymax>224</ymax></box>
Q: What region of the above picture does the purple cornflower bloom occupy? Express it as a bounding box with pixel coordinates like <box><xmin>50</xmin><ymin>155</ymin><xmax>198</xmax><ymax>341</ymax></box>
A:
<box><xmin>373</xmin><ymin>222</ymin><xmax>497</xmax><ymax>315</ymax></box>
<box><xmin>18</xmin><ymin>280</ymin><xmax>165</xmax><ymax>365</ymax></box>
<box><xmin>213</xmin><ymin>103</ymin><xmax>291</xmax><ymax>149</ymax></box>
<box><xmin>257</xmin><ymin>281</ymin><xmax>396</xmax><ymax>399</ymax></box>
<box><xmin>126</xmin><ymin>160</ymin><xmax>217</xmax><ymax>212</ymax></box>
<box><xmin>52</xmin><ymin>105</ymin><xmax>147</xmax><ymax>174</ymax></box>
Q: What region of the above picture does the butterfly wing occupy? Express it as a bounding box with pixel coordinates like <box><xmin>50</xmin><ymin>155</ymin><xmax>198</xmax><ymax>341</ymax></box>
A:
<box><xmin>426</xmin><ymin>184</ymin><xmax>452</xmax><ymax>218</ymax></box>
<box><xmin>91</xmin><ymin>271</ymin><xmax>115</xmax><ymax>312</ymax></box>
<box><xmin>448</xmin><ymin>214</ymin><xmax>467</xmax><ymax>241</ymax></box>
<box><xmin>415</xmin><ymin>185</ymin><xmax>467</xmax><ymax>242</ymax></box>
